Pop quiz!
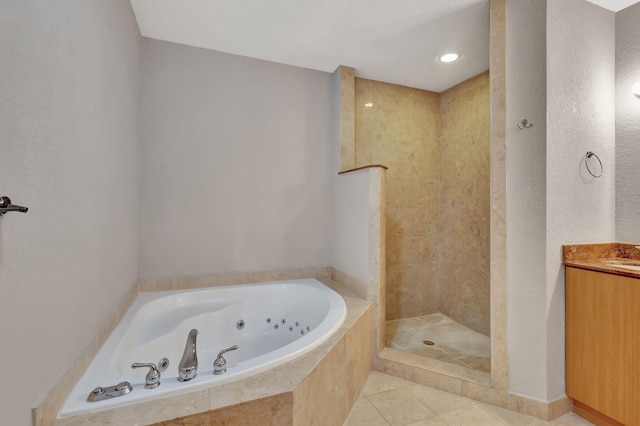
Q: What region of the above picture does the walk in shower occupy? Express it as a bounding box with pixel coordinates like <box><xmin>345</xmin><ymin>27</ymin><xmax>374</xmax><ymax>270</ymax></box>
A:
<box><xmin>355</xmin><ymin>69</ymin><xmax>490</xmax><ymax>374</ymax></box>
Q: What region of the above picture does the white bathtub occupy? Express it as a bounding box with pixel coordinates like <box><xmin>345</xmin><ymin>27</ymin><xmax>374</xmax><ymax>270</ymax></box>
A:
<box><xmin>59</xmin><ymin>279</ymin><xmax>346</xmax><ymax>418</ymax></box>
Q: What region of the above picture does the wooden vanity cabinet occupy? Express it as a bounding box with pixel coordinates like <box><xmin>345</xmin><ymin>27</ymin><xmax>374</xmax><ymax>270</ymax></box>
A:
<box><xmin>565</xmin><ymin>266</ymin><xmax>640</xmax><ymax>426</ymax></box>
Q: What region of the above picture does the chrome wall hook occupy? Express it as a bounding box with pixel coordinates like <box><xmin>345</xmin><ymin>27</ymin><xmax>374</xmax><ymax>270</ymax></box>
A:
<box><xmin>0</xmin><ymin>196</ymin><xmax>28</xmax><ymax>216</ymax></box>
<box><xmin>517</xmin><ymin>119</ymin><xmax>533</xmax><ymax>129</ymax></box>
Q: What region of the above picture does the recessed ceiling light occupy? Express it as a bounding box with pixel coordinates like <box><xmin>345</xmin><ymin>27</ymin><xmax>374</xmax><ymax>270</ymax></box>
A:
<box><xmin>438</xmin><ymin>52</ymin><xmax>460</xmax><ymax>63</ymax></box>
<box><xmin>632</xmin><ymin>81</ymin><xmax>640</xmax><ymax>98</ymax></box>
<box><xmin>364</xmin><ymin>102</ymin><xmax>374</xmax><ymax>108</ymax></box>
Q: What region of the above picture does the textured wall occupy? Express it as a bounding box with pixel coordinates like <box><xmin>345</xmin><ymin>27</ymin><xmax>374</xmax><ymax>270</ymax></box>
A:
<box><xmin>616</xmin><ymin>2</ymin><xmax>640</xmax><ymax>242</ymax></box>
<box><xmin>0</xmin><ymin>1</ymin><xmax>141</xmax><ymax>425</ymax></box>
<box><xmin>505</xmin><ymin>0</ymin><xmax>548</xmax><ymax>400</ymax></box>
<box><xmin>139</xmin><ymin>39</ymin><xmax>334</xmax><ymax>279</ymax></box>
<box><xmin>355</xmin><ymin>75</ymin><xmax>490</xmax><ymax>331</ymax></box>
<box><xmin>546</xmin><ymin>0</ymin><xmax>615</xmax><ymax>401</ymax></box>
<box><xmin>438</xmin><ymin>72</ymin><xmax>490</xmax><ymax>336</ymax></box>
<box><xmin>504</xmin><ymin>0</ymin><xmax>615</xmax><ymax>403</ymax></box>
<box><xmin>355</xmin><ymin>78</ymin><xmax>441</xmax><ymax>320</ymax></box>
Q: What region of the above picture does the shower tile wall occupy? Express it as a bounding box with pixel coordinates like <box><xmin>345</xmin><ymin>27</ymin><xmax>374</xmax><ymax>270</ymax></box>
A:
<box><xmin>354</xmin><ymin>73</ymin><xmax>490</xmax><ymax>334</ymax></box>
<box><xmin>438</xmin><ymin>72</ymin><xmax>490</xmax><ymax>336</ymax></box>
<box><xmin>355</xmin><ymin>78</ymin><xmax>441</xmax><ymax>320</ymax></box>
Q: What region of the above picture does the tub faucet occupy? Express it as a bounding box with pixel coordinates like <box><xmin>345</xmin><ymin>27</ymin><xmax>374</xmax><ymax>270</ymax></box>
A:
<box><xmin>178</xmin><ymin>329</ymin><xmax>199</xmax><ymax>381</ymax></box>
<box><xmin>213</xmin><ymin>345</ymin><xmax>238</xmax><ymax>375</ymax></box>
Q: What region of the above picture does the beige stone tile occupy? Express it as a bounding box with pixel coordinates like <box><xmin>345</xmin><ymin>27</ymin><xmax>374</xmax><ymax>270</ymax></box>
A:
<box><xmin>210</xmin><ymin>392</ymin><xmax>293</xmax><ymax>426</ymax></box>
<box><xmin>405</xmin><ymin>418</ymin><xmax>448</xmax><ymax>426</ymax></box>
<box><xmin>331</xmin><ymin>267</ymin><xmax>368</xmax><ymax>300</ymax></box>
<box><xmin>373</xmin><ymin>356</ymin><xmax>417</xmax><ymax>384</ymax></box>
<box><xmin>548</xmin><ymin>397</ymin><xmax>572</xmax><ymax>420</ymax></box>
<box><xmin>414</xmin><ymin>314</ymin><xmax>447</xmax><ymax>326</ymax></box>
<box><xmin>476</xmin><ymin>402</ymin><xmax>547</xmax><ymax>426</ymax></box>
<box><xmin>340</xmin><ymin>66</ymin><xmax>355</xmax><ymax>171</ymax></box>
<box><xmin>386</xmin><ymin>328</ymin><xmax>420</xmax><ymax>349</ymax></box>
<box><xmin>412</xmin><ymin>367</ymin><xmax>463</xmax><ymax>395</ymax></box>
<box><xmin>293</xmin><ymin>337</ymin><xmax>348</xmax><ymax>426</ymax></box>
<box><xmin>110</xmin><ymin>389</ymin><xmax>211</xmax><ymax>426</ymax></box>
<box><xmin>549</xmin><ymin>412</ymin><xmax>595</xmax><ymax>425</ymax></box>
<box><xmin>437</xmin><ymin>405</ymin><xmax>504</xmax><ymax>426</ymax></box>
<box><xmin>452</xmin><ymin>355</ymin><xmax>491</xmax><ymax>373</ymax></box>
<box><xmin>152</xmin><ymin>411</ymin><xmax>211</xmax><ymax>425</ymax></box>
<box><xmin>367</xmin><ymin>387</ymin><xmax>437</xmax><ymax>426</ymax></box>
<box><xmin>407</xmin><ymin>385</ymin><xmax>473</xmax><ymax>415</ymax></box>
<box><xmin>362</xmin><ymin>372</ymin><xmax>415</xmax><ymax>396</ymax></box>
<box><xmin>384</xmin><ymin>312</ymin><xmax>491</xmax><ymax>376</ymax></box>
<box><xmin>344</xmin><ymin>397</ymin><xmax>389</xmax><ymax>426</ymax></box>
<box><xmin>460</xmin><ymin>381</ymin><xmax>519</xmax><ymax>413</ymax></box>
<box><xmin>346</xmin><ymin>308</ymin><xmax>373</xmax><ymax>406</ymax></box>
<box><xmin>403</xmin><ymin>346</ymin><xmax>457</xmax><ymax>364</ymax></box>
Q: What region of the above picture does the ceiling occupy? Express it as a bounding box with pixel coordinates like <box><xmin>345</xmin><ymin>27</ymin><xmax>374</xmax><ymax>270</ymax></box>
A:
<box><xmin>130</xmin><ymin>0</ymin><xmax>637</xmax><ymax>93</ymax></box>
<box><xmin>587</xmin><ymin>0</ymin><xmax>638</xmax><ymax>11</ymax></box>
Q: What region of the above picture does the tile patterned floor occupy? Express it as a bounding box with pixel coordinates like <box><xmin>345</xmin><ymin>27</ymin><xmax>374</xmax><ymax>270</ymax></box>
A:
<box><xmin>344</xmin><ymin>372</ymin><xmax>594</xmax><ymax>426</ymax></box>
<box><xmin>386</xmin><ymin>314</ymin><xmax>491</xmax><ymax>373</ymax></box>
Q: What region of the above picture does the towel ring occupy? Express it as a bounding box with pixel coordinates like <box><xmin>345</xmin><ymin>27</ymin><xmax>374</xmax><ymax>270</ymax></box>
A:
<box><xmin>585</xmin><ymin>151</ymin><xmax>602</xmax><ymax>178</ymax></box>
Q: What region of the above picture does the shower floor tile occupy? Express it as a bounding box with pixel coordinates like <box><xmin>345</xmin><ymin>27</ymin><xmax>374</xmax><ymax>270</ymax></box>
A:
<box><xmin>385</xmin><ymin>313</ymin><xmax>491</xmax><ymax>373</ymax></box>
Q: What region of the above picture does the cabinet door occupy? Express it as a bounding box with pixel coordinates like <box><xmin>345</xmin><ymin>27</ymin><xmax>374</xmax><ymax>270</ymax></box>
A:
<box><xmin>566</xmin><ymin>267</ymin><xmax>638</xmax><ymax>425</ymax></box>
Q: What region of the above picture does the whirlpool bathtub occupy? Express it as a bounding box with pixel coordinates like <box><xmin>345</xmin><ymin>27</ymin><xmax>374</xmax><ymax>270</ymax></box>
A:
<box><xmin>59</xmin><ymin>278</ymin><xmax>347</xmax><ymax>417</ymax></box>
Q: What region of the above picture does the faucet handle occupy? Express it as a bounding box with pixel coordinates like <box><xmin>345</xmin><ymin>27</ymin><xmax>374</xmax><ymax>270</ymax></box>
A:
<box><xmin>213</xmin><ymin>345</ymin><xmax>238</xmax><ymax>375</ymax></box>
<box><xmin>131</xmin><ymin>362</ymin><xmax>161</xmax><ymax>389</ymax></box>
<box><xmin>0</xmin><ymin>196</ymin><xmax>28</xmax><ymax>216</ymax></box>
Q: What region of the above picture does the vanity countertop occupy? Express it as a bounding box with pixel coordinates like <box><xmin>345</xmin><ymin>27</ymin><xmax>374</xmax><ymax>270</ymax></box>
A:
<box><xmin>563</xmin><ymin>242</ymin><xmax>640</xmax><ymax>279</ymax></box>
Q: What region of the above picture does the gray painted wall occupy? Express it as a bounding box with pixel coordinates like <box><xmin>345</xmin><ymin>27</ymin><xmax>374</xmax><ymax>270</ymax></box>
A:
<box><xmin>546</xmin><ymin>0</ymin><xmax>615</xmax><ymax>401</ymax></box>
<box><xmin>506</xmin><ymin>0</ymin><xmax>548</xmax><ymax>401</ymax></box>
<box><xmin>138</xmin><ymin>39</ymin><xmax>334</xmax><ymax>279</ymax></box>
<box><xmin>506</xmin><ymin>0</ymin><xmax>615</xmax><ymax>402</ymax></box>
<box><xmin>0</xmin><ymin>1</ymin><xmax>141</xmax><ymax>425</ymax></box>
<box><xmin>616</xmin><ymin>2</ymin><xmax>640</xmax><ymax>242</ymax></box>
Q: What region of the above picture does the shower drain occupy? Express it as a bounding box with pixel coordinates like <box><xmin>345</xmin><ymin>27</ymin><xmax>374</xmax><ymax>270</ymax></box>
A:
<box><xmin>423</xmin><ymin>340</ymin><xmax>435</xmax><ymax>346</ymax></box>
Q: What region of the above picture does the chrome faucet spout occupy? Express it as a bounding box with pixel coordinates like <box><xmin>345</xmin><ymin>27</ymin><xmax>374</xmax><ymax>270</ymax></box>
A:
<box><xmin>178</xmin><ymin>329</ymin><xmax>198</xmax><ymax>382</ymax></box>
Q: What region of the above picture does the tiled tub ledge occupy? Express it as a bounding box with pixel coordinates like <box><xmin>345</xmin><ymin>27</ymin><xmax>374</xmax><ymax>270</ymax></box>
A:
<box><xmin>53</xmin><ymin>277</ymin><xmax>373</xmax><ymax>426</ymax></box>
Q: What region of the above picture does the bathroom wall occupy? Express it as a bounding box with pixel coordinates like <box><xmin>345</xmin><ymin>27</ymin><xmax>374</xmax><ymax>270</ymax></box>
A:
<box><xmin>355</xmin><ymin>78</ymin><xmax>441</xmax><ymax>320</ymax></box>
<box><xmin>505</xmin><ymin>0</ymin><xmax>549</xmax><ymax>400</ymax></box>
<box><xmin>505</xmin><ymin>0</ymin><xmax>615</xmax><ymax>402</ymax></box>
<box><xmin>438</xmin><ymin>72</ymin><xmax>490</xmax><ymax>336</ymax></box>
<box><xmin>616</xmin><ymin>2</ymin><xmax>640</xmax><ymax>242</ymax></box>
<box><xmin>138</xmin><ymin>39</ymin><xmax>334</xmax><ymax>280</ymax></box>
<box><xmin>332</xmin><ymin>170</ymin><xmax>370</xmax><ymax>284</ymax></box>
<box><xmin>354</xmin><ymin>76</ymin><xmax>490</xmax><ymax>333</ymax></box>
<box><xmin>546</xmin><ymin>0</ymin><xmax>615</xmax><ymax>401</ymax></box>
<box><xmin>0</xmin><ymin>1</ymin><xmax>141</xmax><ymax>425</ymax></box>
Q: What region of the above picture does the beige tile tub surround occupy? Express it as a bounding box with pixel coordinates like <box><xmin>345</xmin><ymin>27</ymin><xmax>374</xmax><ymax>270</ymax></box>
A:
<box><xmin>138</xmin><ymin>267</ymin><xmax>332</xmax><ymax>291</ymax></box>
<box><xmin>51</xmin><ymin>275</ymin><xmax>372</xmax><ymax>425</ymax></box>
<box><xmin>354</xmin><ymin>71</ymin><xmax>490</xmax><ymax>336</ymax></box>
